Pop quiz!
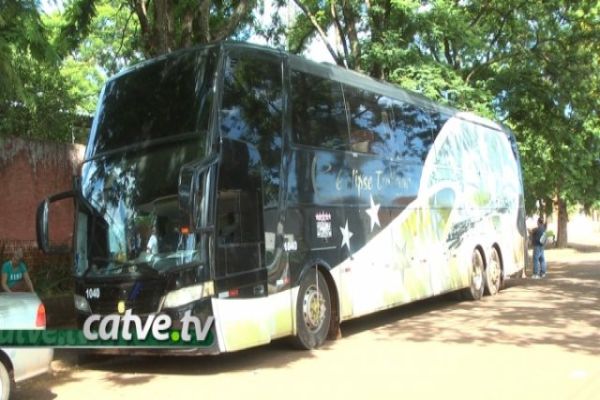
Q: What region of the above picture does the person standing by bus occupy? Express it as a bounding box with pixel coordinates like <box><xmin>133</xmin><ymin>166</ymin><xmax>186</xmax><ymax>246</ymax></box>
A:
<box><xmin>1</xmin><ymin>248</ymin><xmax>35</xmax><ymax>292</ymax></box>
<box><xmin>531</xmin><ymin>217</ymin><xmax>548</xmax><ymax>279</ymax></box>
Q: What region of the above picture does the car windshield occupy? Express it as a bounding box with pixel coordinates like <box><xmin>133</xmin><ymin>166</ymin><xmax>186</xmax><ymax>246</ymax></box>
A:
<box><xmin>75</xmin><ymin>48</ymin><xmax>215</xmax><ymax>278</ymax></box>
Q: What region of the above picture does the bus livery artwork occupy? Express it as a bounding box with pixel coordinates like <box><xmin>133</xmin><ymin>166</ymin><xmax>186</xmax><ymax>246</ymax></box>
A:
<box><xmin>37</xmin><ymin>42</ymin><xmax>526</xmax><ymax>354</ymax></box>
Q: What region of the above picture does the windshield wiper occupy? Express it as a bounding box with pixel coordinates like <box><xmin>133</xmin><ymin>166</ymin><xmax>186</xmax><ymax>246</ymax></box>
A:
<box><xmin>87</xmin><ymin>257</ymin><xmax>160</xmax><ymax>277</ymax></box>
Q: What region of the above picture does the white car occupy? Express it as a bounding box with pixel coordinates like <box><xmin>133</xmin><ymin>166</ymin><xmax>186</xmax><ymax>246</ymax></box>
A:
<box><xmin>0</xmin><ymin>292</ymin><xmax>54</xmax><ymax>400</ymax></box>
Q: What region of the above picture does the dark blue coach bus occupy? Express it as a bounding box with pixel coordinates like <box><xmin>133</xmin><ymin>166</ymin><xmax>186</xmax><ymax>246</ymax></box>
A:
<box><xmin>38</xmin><ymin>42</ymin><xmax>526</xmax><ymax>353</ymax></box>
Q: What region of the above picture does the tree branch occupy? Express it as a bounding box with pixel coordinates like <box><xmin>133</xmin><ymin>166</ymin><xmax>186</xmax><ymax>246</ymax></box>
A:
<box><xmin>130</xmin><ymin>0</ymin><xmax>151</xmax><ymax>54</ymax></box>
<box><xmin>330</xmin><ymin>0</ymin><xmax>350</xmax><ymax>67</ymax></box>
<box><xmin>292</xmin><ymin>0</ymin><xmax>344</xmax><ymax>66</ymax></box>
<box><xmin>212</xmin><ymin>0</ymin><xmax>253</xmax><ymax>42</ymax></box>
<box><xmin>443</xmin><ymin>36</ymin><xmax>454</xmax><ymax>66</ymax></box>
<box><xmin>116</xmin><ymin>9</ymin><xmax>135</xmax><ymax>58</ymax></box>
<box><xmin>341</xmin><ymin>0</ymin><xmax>360</xmax><ymax>70</ymax></box>
<box><xmin>197</xmin><ymin>0</ymin><xmax>211</xmax><ymax>43</ymax></box>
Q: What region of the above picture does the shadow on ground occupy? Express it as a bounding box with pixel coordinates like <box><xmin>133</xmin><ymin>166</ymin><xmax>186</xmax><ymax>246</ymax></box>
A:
<box><xmin>12</xmin><ymin>350</ymin><xmax>83</xmax><ymax>400</ymax></box>
<box><xmin>23</xmin><ymin>243</ymin><xmax>599</xmax><ymax>395</ymax></box>
<box><xmin>350</xmin><ymin>252</ymin><xmax>600</xmax><ymax>357</ymax></box>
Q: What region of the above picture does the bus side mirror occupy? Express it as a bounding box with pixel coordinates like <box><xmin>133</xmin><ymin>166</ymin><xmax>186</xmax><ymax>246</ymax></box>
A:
<box><xmin>178</xmin><ymin>155</ymin><xmax>218</xmax><ymax>232</ymax></box>
<box><xmin>178</xmin><ymin>164</ymin><xmax>195</xmax><ymax>214</ymax></box>
<box><xmin>36</xmin><ymin>191</ymin><xmax>75</xmax><ymax>254</ymax></box>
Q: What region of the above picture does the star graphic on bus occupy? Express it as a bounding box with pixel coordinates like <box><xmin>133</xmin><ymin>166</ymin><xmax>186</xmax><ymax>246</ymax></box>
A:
<box><xmin>340</xmin><ymin>220</ymin><xmax>353</xmax><ymax>250</ymax></box>
<box><xmin>366</xmin><ymin>195</ymin><xmax>381</xmax><ymax>232</ymax></box>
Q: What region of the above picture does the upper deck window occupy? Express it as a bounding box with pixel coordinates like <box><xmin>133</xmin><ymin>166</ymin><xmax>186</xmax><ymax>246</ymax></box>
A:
<box><xmin>88</xmin><ymin>48</ymin><xmax>214</xmax><ymax>155</ymax></box>
<box><xmin>290</xmin><ymin>70</ymin><xmax>348</xmax><ymax>151</ymax></box>
<box><xmin>344</xmin><ymin>85</ymin><xmax>392</xmax><ymax>156</ymax></box>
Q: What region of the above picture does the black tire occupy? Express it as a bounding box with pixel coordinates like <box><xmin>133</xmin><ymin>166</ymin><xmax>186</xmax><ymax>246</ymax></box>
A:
<box><xmin>462</xmin><ymin>249</ymin><xmax>485</xmax><ymax>301</ymax></box>
<box><xmin>0</xmin><ymin>360</ymin><xmax>11</xmax><ymax>400</ymax></box>
<box><xmin>484</xmin><ymin>247</ymin><xmax>502</xmax><ymax>296</ymax></box>
<box><xmin>293</xmin><ymin>269</ymin><xmax>332</xmax><ymax>350</ymax></box>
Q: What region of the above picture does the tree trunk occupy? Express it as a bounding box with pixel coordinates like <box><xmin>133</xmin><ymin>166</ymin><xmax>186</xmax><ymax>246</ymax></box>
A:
<box><xmin>556</xmin><ymin>197</ymin><xmax>568</xmax><ymax>248</ymax></box>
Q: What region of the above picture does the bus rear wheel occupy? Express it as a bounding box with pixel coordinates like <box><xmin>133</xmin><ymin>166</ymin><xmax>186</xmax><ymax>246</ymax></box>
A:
<box><xmin>463</xmin><ymin>249</ymin><xmax>485</xmax><ymax>301</ymax></box>
<box><xmin>293</xmin><ymin>269</ymin><xmax>332</xmax><ymax>350</ymax></box>
<box><xmin>485</xmin><ymin>247</ymin><xmax>502</xmax><ymax>296</ymax></box>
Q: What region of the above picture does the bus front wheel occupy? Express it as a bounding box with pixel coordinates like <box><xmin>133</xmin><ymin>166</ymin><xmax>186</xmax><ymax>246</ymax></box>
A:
<box><xmin>293</xmin><ymin>269</ymin><xmax>332</xmax><ymax>350</ymax></box>
<box><xmin>463</xmin><ymin>249</ymin><xmax>485</xmax><ymax>301</ymax></box>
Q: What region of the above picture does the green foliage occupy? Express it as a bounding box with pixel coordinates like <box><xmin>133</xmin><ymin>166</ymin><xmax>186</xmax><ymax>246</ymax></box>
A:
<box><xmin>285</xmin><ymin>0</ymin><xmax>600</xmax><ymax>217</ymax></box>
<box><xmin>29</xmin><ymin>258</ymin><xmax>74</xmax><ymax>297</ymax></box>
<box><xmin>0</xmin><ymin>53</ymin><xmax>83</xmax><ymax>141</ymax></box>
<box><xmin>60</xmin><ymin>0</ymin><xmax>257</xmax><ymax>57</ymax></box>
<box><xmin>0</xmin><ymin>0</ymin><xmax>79</xmax><ymax>142</ymax></box>
<box><xmin>47</xmin><ymin>0</ymin><xmax>143</xmax><ymax>115</ymax></box>
<box><xmin>0</xmin><ymin>0</ymin><xmax>58</xmax><ymax>99</ymax></box>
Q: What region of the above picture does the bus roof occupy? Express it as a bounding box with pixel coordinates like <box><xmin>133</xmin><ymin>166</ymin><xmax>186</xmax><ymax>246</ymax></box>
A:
<box><xmin>110</xmin><ymin>41</ymin><xmax>507</xmax><ymax>134</ymax></box>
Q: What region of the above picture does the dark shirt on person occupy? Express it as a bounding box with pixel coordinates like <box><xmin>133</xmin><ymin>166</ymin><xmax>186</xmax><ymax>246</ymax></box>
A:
<box><xmin>531</xmin><ymin>226</ymin><xmax>546</xmax><ymax>247</ymax></box>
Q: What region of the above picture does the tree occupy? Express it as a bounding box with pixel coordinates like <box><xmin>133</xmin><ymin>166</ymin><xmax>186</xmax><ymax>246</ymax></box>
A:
<box><xmin>492</xmin><ymin>0</ymin><xmax>600</xmax><ymax>246</ymax></box>
<box><xmin>0</xmin><ymin>0</ymin><xmax>81</xmax><ymax>142</ymax></box>
<box><xmin>46</xmin><ymin>0</ymin><xmax>143</xmax><ymax>115</ymax></box>
<box><xmin>61</xmin><ymin>0</ymin><xmax>257</xmax><ymax>57</ymax></box>
<box><xmin>0</xmin><ymin>0</ymin><xmax>57</xmax><ymax>99</ymax></box>
<box><xmin>287</xmin><ymin>0</ymin><xmax>600</xmax><ymax>246</ymax></box>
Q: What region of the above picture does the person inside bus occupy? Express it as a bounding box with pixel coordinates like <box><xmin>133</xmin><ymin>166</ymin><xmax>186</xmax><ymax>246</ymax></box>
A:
<box><xmin>531</xmin><ymin>217</ymin><xmax>548</xmax><ymax>279</ymax></box>
<box><xmin>1</xmin><ymin>248</ymin><xmax>35</xmax><ymax>292</ymax></box>
<box><xmin>146</xmin><ymin>226</ymin><xmax>159</xmax><ymax>255</ymax></box>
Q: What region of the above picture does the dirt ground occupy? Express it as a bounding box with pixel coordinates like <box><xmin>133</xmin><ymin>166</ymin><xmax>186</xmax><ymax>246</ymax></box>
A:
<box><xmin>15</xmin><ymin>226</ymin><xmax>600</xmax><ymax>400</ymax></box>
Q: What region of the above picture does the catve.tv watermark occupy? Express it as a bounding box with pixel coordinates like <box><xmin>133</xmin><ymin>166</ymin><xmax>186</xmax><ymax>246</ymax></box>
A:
<box><xmin>0</xmin><ymin>310</ymin><xmax>215</xmax><ymax>347</ymax></box>
<box><xmin>83</xmin><ymin>309</ymin><xmax>214</xmax><ymax>342</ymax></box>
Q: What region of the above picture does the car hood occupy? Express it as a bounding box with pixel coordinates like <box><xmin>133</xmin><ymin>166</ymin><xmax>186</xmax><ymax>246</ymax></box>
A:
<box><xmin>0</xmin><ymin>292</ymin><xmax>44</xmax><ymax>329</ymax></box>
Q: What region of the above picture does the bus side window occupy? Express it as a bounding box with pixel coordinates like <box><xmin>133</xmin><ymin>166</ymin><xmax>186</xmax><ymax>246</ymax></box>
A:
<box><xmin>290</xmin><ymin>70</ymin><xmax>348</xmax><ymax>151</ymax></box>
<box><xmin>390</xmin><ymin>100</ymin><xmax>440</xmax><ymax>163</ymax></box>
<box><xmin>344</xmin><ymin>85</ymin><xmax>392</xmax><ymax>157</ymax></box>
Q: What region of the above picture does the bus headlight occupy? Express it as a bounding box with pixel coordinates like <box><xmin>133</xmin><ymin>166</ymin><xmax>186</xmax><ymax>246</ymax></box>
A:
<box><xmin>74</xmin><ymin>294</ymin><xmax>91</xmax><ymax>313</ymax></box>
<box><xmin>163</xmin><ymin>281</ymin><xmax>214</xmax><ymax>309</ymax></box>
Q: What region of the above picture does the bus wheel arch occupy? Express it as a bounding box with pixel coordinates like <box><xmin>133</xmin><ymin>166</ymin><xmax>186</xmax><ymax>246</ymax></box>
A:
<box><xmin>485</xmin><ymin>244</ymin><xmax>503</xmax><ymax>296</ymax></box>
<box><xmin>293</xmin><ymin>264</ymin><xmax>339</xmax><ymax>349</ymax></box>
<box><xmin>317</xmin><ymin>266</ymin><xmax>341</xmax><ymax>340</ymax></box>
<box><xmin>463</xmin><ymin>246</ymin><xmax>485</xmax><ymax>301</ymax></box>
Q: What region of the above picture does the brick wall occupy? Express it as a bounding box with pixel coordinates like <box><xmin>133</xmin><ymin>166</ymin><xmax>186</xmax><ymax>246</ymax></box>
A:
<box><xmin>0</xmin><ymin>137</ymin><xmax>85</xmax><ymax>253</ymax></box>
<box><xmin>0</xmin><ymin>239</ymin><xmax>71</xmax><ymax>275</ymax></box>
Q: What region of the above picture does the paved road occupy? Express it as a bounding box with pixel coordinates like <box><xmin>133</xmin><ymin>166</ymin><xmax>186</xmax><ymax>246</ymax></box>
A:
<box><xmin>16</xmin><ymin>243</ymin><xmax>600</xmax><ymax>400</ymax></box>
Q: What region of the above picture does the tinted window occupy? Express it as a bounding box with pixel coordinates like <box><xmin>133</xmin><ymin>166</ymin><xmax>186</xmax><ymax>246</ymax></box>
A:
<box><xmin>80</xmin><ymin>138</ymin><xmax>205</xmax><ymax>276</ymax></box>
<box><xmin>291</xmin><ymin>70</ymin><xmax>348</xmax><ymax>150</ymax></box>
<box><xmin>220</xmin><ymin>53</ymin><xmax>283</xmax><ymax>211</ymax></box>
<box><xmin>219</xmin><ymin>51</ymin><xmax>285</xmax><ymax>273</ymax></box>
<box><xmin>90</xmin><ymin>49</ymin><xmax>214</xmax><ymax>154</ymax></box>
<box><xmin>216</xmin><ymin>140</ymin><xmax>263</xmax><ymax>276</ymax></box>
<box><xmin>389</xmin><ymin>101</ymin><xmax>443</xmax><ymax>162</ymax></box>
<box><xmin>345</xmin><ymin>86</ymin><xmax>393</xmax><ymax>156</ymax></box>
<box><xmin>220</xmin><ymin>55</ymin><xmax>283</xmax><ymax>154</ymax></box>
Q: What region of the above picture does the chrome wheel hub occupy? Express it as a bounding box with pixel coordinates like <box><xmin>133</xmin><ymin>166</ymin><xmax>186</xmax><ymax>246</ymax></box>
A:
<box><xmin>302</xmin><ymin>285</ymin><xmax>326</xmax><ymax>332</ymax></box>
<box><xmin>472</xmin><ymin>253</ymin><xmax>483</xmax><ymax>290</ymax></box>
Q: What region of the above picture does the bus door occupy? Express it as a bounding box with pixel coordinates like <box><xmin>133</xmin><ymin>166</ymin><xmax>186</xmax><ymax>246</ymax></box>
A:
<box><xmin>211</xmin><ymin>48</ymin><xmax>286</xmax><ymax>351</ymax></box>
<box><xmin>211</xmin><ymin>139</ymin><xmax>270</xmax><ymax>351</ymax></box>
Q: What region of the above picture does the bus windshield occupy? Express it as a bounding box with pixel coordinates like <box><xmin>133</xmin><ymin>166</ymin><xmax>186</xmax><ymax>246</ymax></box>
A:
<box><xmin>76</xmin><ymin>48</ymin><xmax>216</xmax><ymax>278</ymax></box>
<box><xmin>87</xmin><ymin>48</ymin><xmax>214</xmax><ymax>156</ymax></box>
